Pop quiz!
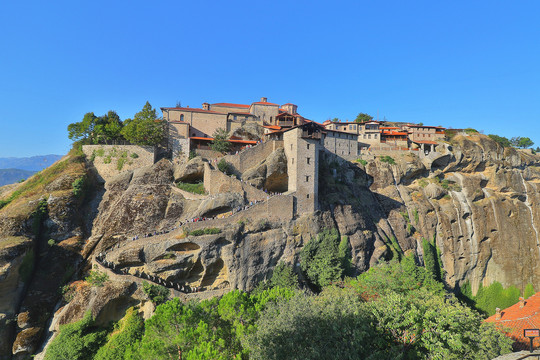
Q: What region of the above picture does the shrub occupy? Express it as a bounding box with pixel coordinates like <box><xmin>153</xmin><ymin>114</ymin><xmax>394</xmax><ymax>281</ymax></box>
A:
<box><xmin>44</xmin><ymin>311</ymin><xmax>108</xmax><ymax>360</ymax></box>
<box><xmin>72</xmin><ymin>176</ymin><xmax>86</xmax><ymax>198</ymax></box>
<box><xmin>48</xmin><ymin>239</ymin><xmax>56</xmax><ymax>247</ymax></box>
<box><xmin>130</xmin><ymin>152</ymin><xmax>139</xmax><ymax>159</ymax></box>
<box><xmin>94</xmin><ymin>308</ymin><xmax>144</xmax><ymax>360</ymax></box>
<box><xmin>413</xmin><ymin>209</ymin><xmax>419</xmax><ymax>224</ymax></box>
<box><xmin>85</xmin><ymin>270</ymin><xmax>109</xmax><ymax>287</ymax></box>
<box><xmin>103</xmin><ymin>155</ymin><xmax>112</xmax><ymax>164</ymax></box>
<box><xmin>464</xmin><ymin>128</ymin><xmax>479</xmax><ymax>134</ymax></box>
<box><xmin>142</xmin><ymin>281</ymin><xmax>169</xmax><ymax>305</ymax></box>
<box><xmin>188</xmin><ymin>150</ymin><xmax>197</xmax><ymax>160</ymax></box>
<box><xmin>355</xmin><ymin>158</ymin><xmax>368</xmax><ymax>166</ymax></box>
<box><xmin>379</xmin><ymin>155</ymin><xmax>395</xmax><ymax>165</ymax></box>
<box><xmin>116</xmin><ymin>158</ymin><xmax>126</xmax><ymax>171</ymax></box>
<box><xmin>188</xmin><ymin>228</ymin><xmax>221</xmax><ymax>236</ymax></box>
<box><xmin>270</xmin><ymin>262</ymin><xmax>298</xmax><ymax>289</ymax></box>
<box><xmin>95</xmin><ymin>148</ymin><xmax>105</xmax><ymax>157</ymax></box>
<box><xmin>217</xmin><ymin>158</ymin><xmax>231</xmax><ymax>174</ymax></box>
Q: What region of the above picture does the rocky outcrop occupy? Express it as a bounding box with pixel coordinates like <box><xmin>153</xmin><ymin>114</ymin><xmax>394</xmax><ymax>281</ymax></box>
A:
<box><xmin>231</xmin><ymin>122</ymin><xmax>265</xmax><ymax>141</ymax></box>
<box><xmin>242</xmin><ymin>148</ymin><xmax>288</xmax><ymax>192</ymax></box>
<box><xmin>173</xmin><ymin>156</ymin><xmax>205</xmax><ymax>182</ymax></box>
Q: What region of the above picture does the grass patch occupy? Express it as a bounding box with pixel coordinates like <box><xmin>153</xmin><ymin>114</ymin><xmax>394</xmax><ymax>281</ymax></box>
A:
<box><xmin>355</xmin><ymin>158</ymin><xmax>368</xmax><ymax>166</ymax></box>
<box><xmin>188</xmin><ymin>228</ymin><xmax>221</xmax><ymax>236</ymax></box>
<box><xmin>176</xmin><ymin>181</ymin><xmax>206</xmax><ymax>195</ymax></box>
<box><xmin>130</xmin><ymin>152</ymin><xmax>139</xmax><ymax>159</ymax></box>
<box><xmin>116</xmin><ymin>158</ymin><xmax>126</xmax><ymax>171</ymax></box>
<box><xmin>379</xmin><ymin>155</ymin><xmax>395</xmax><ymax>165</ymax></box>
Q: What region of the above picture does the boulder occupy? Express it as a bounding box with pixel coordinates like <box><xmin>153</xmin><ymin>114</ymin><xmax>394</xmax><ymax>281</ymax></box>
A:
<box><xmin>194</xmin><ymin>192</ymin><xmax>244</xmax><ymax>218</ymax></box>
<box><xmin>173</xmin><ymin>157</ymin><xmax>205</xmax><ymax>182</ymax></box>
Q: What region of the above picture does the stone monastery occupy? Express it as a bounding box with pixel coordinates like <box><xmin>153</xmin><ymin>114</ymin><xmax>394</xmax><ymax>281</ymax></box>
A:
<box><xmin>159</xmin><ymin>97</ymin><xmax>447</xmax><ymax>214</ymax></box>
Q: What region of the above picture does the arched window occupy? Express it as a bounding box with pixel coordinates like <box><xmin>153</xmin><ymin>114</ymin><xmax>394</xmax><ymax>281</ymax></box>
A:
<box><xmin>180</xmin><ymin>114</ymin><xmax>184</xmax><ymax>122</ymax></box>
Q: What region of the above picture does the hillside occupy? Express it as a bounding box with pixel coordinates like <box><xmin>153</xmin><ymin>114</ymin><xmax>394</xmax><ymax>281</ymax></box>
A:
<box><xmin>0</xmin><ymin>135</ymin><xmax>538</xmax><ymax>358</ymax></box>
<box><xmin>0</xmin><ymin>169</ymin><xmax>35</xmax><ymax>186</ymax></box>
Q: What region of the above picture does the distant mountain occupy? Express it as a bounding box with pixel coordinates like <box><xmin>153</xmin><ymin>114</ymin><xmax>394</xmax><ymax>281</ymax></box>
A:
<box><xmin>0</xmin><ymin>155</ymin><xmax>63</xmax><ymax>172</ymax></box>
<box><xmin>0</xmin><ymin>169</ymin><xmax>36</xmax><ymax>186</ymax></box>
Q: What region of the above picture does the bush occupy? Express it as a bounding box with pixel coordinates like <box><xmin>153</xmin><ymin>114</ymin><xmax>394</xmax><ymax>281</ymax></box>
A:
<box><xmin>72</xmin><ymin>176</ymin><xmax>86</xmax><ymax>198</ymax></box>
<box><xmin>379</xmin><ymin>155</ymin><xmax>395</xmax><ymax>165</ymax></box>
<box><xmin>116</xmin><ymin>157</ymin><xmax>126</xmax><ymax>171</ymax></box>
<box><xmin>130</xmin><ymin>152</ymin><xmax>139</xmax><ymax>159</ymax></box>
<box><xmin>464</xmin><ymin>128</ymin><xmax>479</xmax><ymax>134</ymax></box>
<box><xmin>188</xmin><ymin>227</ymin><xmax>221</xmax><ymax>236</ymax></box>
<box><xmin>217</xmin><ymin>158</ymin><xmax>231</xmax><ymax>174</ymax></box>
<box><xmin>48</xmin><ymin>239</ymin><xmax>56</xmax><ymax>247</ymax></box>
<box><xmin>270</xmin><ymin>262</ymin><xmax>299</xmax><ymax>289</ymax></box>
<box><xmin>86</xmin><ymin>270</ymin><xmax>109</xmax><ymax>287</ymax></box>
<box><xmin>103</xmin><ymin>155</ymin><xmax>112</xmax><ymax>164</ymax></box>
<box><xmin>355</xmin><ymin>158</ymin><xmax>368</xmax><ymax>166</ymax></box>
<box><xmin>44</xmin><ymin>311</ymin><xmax>108</xmax><ymax>360</ymax></box>
<box><xmin>188</xmin><ymin>150</ymin><xmax>197</xmax><ymax>160</ymax></box>
<box><xmin>94</xmin><ymin>307</ymin><xmax>144</xmax><ymax>360</ymax></box>
<box><xmin>142</xmin><ymin>281</ymin><xmax>169</xmax><ymax>305</ymax></box>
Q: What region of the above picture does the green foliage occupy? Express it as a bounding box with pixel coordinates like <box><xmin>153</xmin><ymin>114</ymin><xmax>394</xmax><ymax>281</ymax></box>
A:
<box><xmin>524</xmin><ymin>283</ymin><xmax>535</xmax><ymax>299</ymax></box>
<box><xmin>116</xmin><ymin>157</ymin><xmax>126</xmax><ymax>171</ymax></box>
<box><xmin>243</xmin><ymin>290</ymin><xmax>389</xmax><ymax>360</ymax></box>
<box><xmin>510</xmin><ymin>136</ymin><xmax>534</xmax><ymax>149</ymax></box>
<box><xmin>121</xmin><ymin>102</ymin><xmax>164</xmax><ymax>145</ymax></box>
<box><xmin>354</xmin><ymin>112</ymin><xmax>374</xmax><ymax>123</ymax></box>
<box><xmin>68</xmin><ymin>111</ymin><xmax>124</xmax><ymax>145</ymax></box>
<box><xmin>210</xmin><ymin>128</ymin><xmax>231</xmax><ymax>154</ymax></box>
<box><xmin>188</xmin><ymin>150</ymin><xmax>197</xmax><ymax>160</ymax></box>
<box><xmin>95</xmin><ymin>308</ymin><xmax>144</xmax><ymax>360</ymax></box>
<box><xmin>18</xmin><ymin>249</ymin><xmax>35</xmax><ymax>283</ymax></box>
<box><xmin>413</xmin><ymin>209</ymin><xmax>419</xmax><ymax>224</ymax></box>
<box><xmin>176</xmin><ymin>181</ymin><xmax>206</xmax><ymax>195</ymax></box>
<box><xmin>355</xmin><ymin>158</ymin><xmax>368</xmax><ymax>165</ymax></box>
<box><xmin>270</xmin><ymin>262</ymin><xmax>298</xmax><ymax>289</ymax></box>
<box><xmin>103</xmin><ymin>155</ymin><xmax>112</xmax><ymax>164</ymax></box>
<box><xmin>422</xmin><ymin>237</ymin><xmax>443</xmax><ymax>282</ymax></box>
<box><xmin>188</xmin><ymin>228</ymin><xmax>221</xmax><ymax>236</ymax></box>
<box><xmin>217</xmin><ymin>158</ymin><xmax>231</xmax><ymax>174</ymax></box>
<box><xmin>85</xmin><ymin>270</ymin><xmax>109</xmax><ymax>287</ymax></box>
<box><xmin>464</xmin><ymin>128</ymin><xmax>479</xmax><ymax>134</ymax></box>
<box><xmin>130</xmin><ymin>152</ymin><xmax>139</xmax><ymax>159</ymax></box>
<box><xmin>418</xmin><ymin>178</ymin><xmax>428</xmax><ymax>188</ymax></box>
<box><xmin>32</xmin><ymin>197</ymin><xmax>48</xmax><ymax>236</ymax></box>
<box><xmin>142</xmin><ymin>281</ymin><xmax>169</xmax><ymax>305</ymax></box>
<box><xmin>72</xmin><ymin>176</ymin><xmax>86</xmax><ymax>198</ymax></box>
<box><xmin>473</xmin><ymin>282</ymin><xmax>521</xmax><ymax>316</ymax></box>
<box><xmin>488</xmin><ymin>134</ymin><xmax>512</xmax><ymax>148</ymax></box>
<box><xmin>61</xmin><ymin>284</ymin><xmax>75</xmax><ymax>302</ymax></box>
<box><xmin>300</xmin><ymin>228</ymin><xmax>350</xmax><ymax>288</ymax></box>
<box><xmin>367</xmin><ymin>289</ymin><xmax>512</xmax><ymax>360</ymax></box>
<box><xmin>386</xmin><ymin>236</ymin><xmax>402</xmax><ymax>261</ymax></box>
<box><xmin>44</xmin><ymin>311</ymin><xmax>108</xmax><ymax>360</ymax></box>
<box><xmin>379</xmin><ymin>155</ymin><xmax>395</xmax><ymax>165</ymax></box>
<box><xmin>48</xmin><ymin>239</ymin><xmax>56</xmax><ymax>247</ymax></box>
<box><xmin>400</xmin><ymin>211</ymin><xmax>410</xmax><ymax>223</ymax></box>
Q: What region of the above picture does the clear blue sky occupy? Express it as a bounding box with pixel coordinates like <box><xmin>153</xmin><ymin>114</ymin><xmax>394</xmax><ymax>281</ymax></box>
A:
<box><xmin>1</xmin><ymin>0</ymin><xmax>539</xmax><ymax>157</ymax></box>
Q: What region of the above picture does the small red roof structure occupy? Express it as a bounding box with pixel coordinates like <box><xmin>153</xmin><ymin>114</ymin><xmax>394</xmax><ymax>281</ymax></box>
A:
<box><xmin>485</xmin><ymin>293</ymin><xmax>540</xmax><ymax>350</ymax></box>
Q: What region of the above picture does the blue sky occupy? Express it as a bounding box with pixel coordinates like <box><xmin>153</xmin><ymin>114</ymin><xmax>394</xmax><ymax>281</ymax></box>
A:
<box><xmin>1</xmin><ymin>0</ymin><xmax>539</xmax><ymax>157</ymax></box>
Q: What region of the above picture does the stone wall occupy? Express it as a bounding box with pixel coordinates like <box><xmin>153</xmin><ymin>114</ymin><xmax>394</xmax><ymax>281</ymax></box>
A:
<box><xmin>82</xmin><ymin>145</ymin><xmax>155</xmax><ymax>183</ymax></box>
<box><xmin>322</xmin><ymin>131</ymin><xmax>358</xmax><ymax>157</ymax></box>
<box><xmin>224</xmin><ymin>140</ymin><xmax>284</xmax><ymax>175</ymax></box>
<box><xmin>203</xmin><ymin>163</ymin><xmax>268</xmax><ymax>203</ymax></box>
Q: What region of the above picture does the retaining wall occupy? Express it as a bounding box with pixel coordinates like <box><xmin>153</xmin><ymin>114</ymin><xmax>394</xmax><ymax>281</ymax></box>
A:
<box><xmin>203</xmin><ymin>163</ymin><xmax>269</xmax><ymax>203</ymax></box>
<box><xmin>224</xmin><ymin>140</ymin><xmax>284</xmax><ymax>174</ymax></box>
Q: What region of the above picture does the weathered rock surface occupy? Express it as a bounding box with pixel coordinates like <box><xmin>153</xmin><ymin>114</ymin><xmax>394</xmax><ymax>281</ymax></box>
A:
<box><xmin>173</xmin><ymin>156</ymin><xmax>205</xmax><ymax>182</ymax></box>
<box><xmin>242</xmin><ymin>148</ymin><xmax>288</xmax><ymax>192</ymax></box>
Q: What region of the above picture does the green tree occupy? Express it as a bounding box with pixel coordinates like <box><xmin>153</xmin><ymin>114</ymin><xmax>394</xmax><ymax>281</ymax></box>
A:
<box><xmin>421</xmin><ymin>237</ymin><xmax>443</xmax><ymax>282</ymax></box>
<box><xmin>210</xmin><ymin>128</ymin><xmax>231</xmax><ymax>154</ymax></box>
<box><xmin>243</xmin><ymin>290</ymin><xmax>390</xmax><ymax>360</ymax></box>
<box><xmin>270</xmin><ymin>262</ymin><xmax>298</xmax><ymax>289</ymax></box>
<box><xmin>524</xmin><ymin>283</ymin><xmax>535</xmax><ymax>299</ymax></box>
<box><xmin>95</xmin><ymin>307</ymin><xmax>144</xmax><ymax>360</ymax></box>
<box><xmin>367</xmin><ymin>289</ymin><xmax>512</xmax><ymax>359</ymax></box>
<box><xmin>102</xmin><ymin>110</ymin><xmax>123</xmax><ymax>143</ymax></box>
<box><xmin>300</xmin><ymin>228</ymin><xmax>350</xmax><ymax>288</ymax></box>
<box><xmin>510</xmin><ymin>136</ymin><xmax>534</xmax><ymax>149</ymax></box>
<box><xmin>121</xmin><ymin>102</ymin><xmax>164</xmax><ymax>145</ymax></box>
<box><xmin>67</xmin><ymin>112</ymin><xmax>99</xmax><ymax>143</ymax></box>
<box><xmin>488</xmin><ymin>134</ymin><xmax>511</xmax><ymax>148</ymax></box>
<box><xmin>141</xmin><ymin>281</ymin><xmax>169</xmax><ymax>305</ymax></box>
<box><xmin>355</xmin><ymin>112</ymin><xmax>373</xmax><ymax>123</ymax></box>
<box><xmin>44</xmin><ymin>311</ymin><xmax>108</xmax><ymax>360</ymax></box>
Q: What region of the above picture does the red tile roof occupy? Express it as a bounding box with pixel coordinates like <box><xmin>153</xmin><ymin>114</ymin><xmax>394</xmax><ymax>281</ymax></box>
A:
<box><xmin>161</xmin><ymin>107</ymin><xmax>226</xmax><ymax>115</ymax></box>
<box><xmin>263</xmin><ymin>125</ymin><xmax>281</xmax><ymax>130</ymax></box>
<box><xmin>211</xmin><ymin>103</ymin><xmax>250</xmax><ymax>108</ymax></box>
<box><xmin>485</xmin><ymin>293</ymin><xmax>540</xmax><ymax>349</ymax></box>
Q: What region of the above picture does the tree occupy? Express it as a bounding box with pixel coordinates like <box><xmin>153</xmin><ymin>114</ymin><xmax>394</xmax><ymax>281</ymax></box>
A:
<box><xmin>95</xmin><ymin>308</ymin><xmax>144</xmax><ymax>360</ymax></box>
<box><xmin>210</xmin><ymin>128</ymin><xmax>231</xmax><ymax>154</ymax></box>
<box><xmin>355</xmin><ymin>112</ymin><xmax>373</xmax><ymax>123</ymax></box>
<box><xmin>121</xmin><ymin>102</ymin><xmax>164</xmax><ymax>146</ymax></box>
<box><xmin>300</xmin><ymin>228</ymin><xmax>350</xmax><ymax>289</ymax></box>
<box><xmin>67</xmin><ymin>112</ymin><xmax>99</xmax><ymax>143</ymax></box>
<box><xmin>44</xmin><ymin>311</ymin><xmax>108</xmax><ymax>360</ymax></box>
<box><xmin>141</xmin><ymin>281</ymin><xmax>169</xmax><ymax>305</ymax></box>
<box><xmin>488</xmin><ymin>134</ymin><xmax>511</xmax><ymax>148</ymax></box>
<box><xmin>270</xmin><ymin>262</ymin><xmax>298</xmax><ymax>289</ymax></box>
<box><xmin>510</xmin><ymin>136</ymin><xmax>534</xmax><ymax>149</ymax></box>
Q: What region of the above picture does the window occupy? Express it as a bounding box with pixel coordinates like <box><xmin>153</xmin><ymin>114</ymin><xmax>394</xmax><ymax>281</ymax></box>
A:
<box><xmin>307</xmin><ymin>144</ymin><xmax>310</xmax><ymax>149</ymax></box>
<box><xmin>368</xmin><ymin>134</ymin><xmax>371</xmax><ymax>139</ymax></box>
<box><xmin>307</xmin><ymin>194</ymin><xmax>310</xmax><ymax>199</ymax></box>
<box><xmin>180</xmin><ymin>114</ymin><xmax>184</xmax><ymax>122</ymax></box>
<box><xmin>305</xmin><ymin>176</ymin><xmax>309</xmax><ymax>182</ymax></box>
<box><xmin>292</xmin><ymin>158</ymin><xmax>294</xmax><ymax>164</ymax></box>
<box><xmin>233</xmin><ymin>115</ymin><xmax>237</xmax><ymax>120</ymax></box>
<box><xmin>270</xmin><ymin>116</ymin><xmax>273</xmax><ymax>122</ymax></box>
<box><xmin>374</xmin><ymin>134</ymin><xmax>378</xmax><ymax>139</ymax></box>
<box><xmin>290</xmin><ymin>144</ymin><xmax>293</xmax><ymax>150</ymax></box>
<box><xmin>349</xmin><ymin>125</ymin><xmax>352</xmax><ymax>130</ymax></box>
<box><xmin>307</xmin><ymin>157</ymin><xmax>310</xmax><ymax>164</ymax></box>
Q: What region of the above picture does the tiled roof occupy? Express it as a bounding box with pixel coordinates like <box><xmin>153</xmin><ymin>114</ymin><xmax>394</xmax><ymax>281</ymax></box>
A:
<box><xmin>161</xmin><ymin>107</ymin><xmax>226</xmax><ymax>115</ymax></box>
<box><xmin>485</xmin><ymin>292</ymin><xmax>540</xmax><ymax>348</ymax></box>
<box><xmin>382</xmin><ymin>131</ymin><xmax>408</xmax><ymax>136</ymax></box>
<box><xmin>211</xmin><ymin>103</ymin><xmax>250</xmax><ymax>108</ymax></box>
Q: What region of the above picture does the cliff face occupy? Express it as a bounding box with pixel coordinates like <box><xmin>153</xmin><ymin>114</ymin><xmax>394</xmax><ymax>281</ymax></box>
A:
<box><xmin>0</xmin><ymin>135</ymin><xmax>539</xmax><ymax>359</ymax></box>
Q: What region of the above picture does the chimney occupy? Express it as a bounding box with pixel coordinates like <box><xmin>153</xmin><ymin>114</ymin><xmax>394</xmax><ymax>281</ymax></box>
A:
<box><xmin>261</xmin><ymin>97</ymin><xmax>267</xmax><ymax>103</ymax></box>
<box><xmin>202</xmin><ymin>102</ymin><xmax>210</xmax><ymax>110</ymax></box>
<box><xmin>520</xmin><ymin>297</ymin><xmax>525</xmax><ymax>308</ymax></box>
<box><xmin>495</xmin><ymin>308</ymin><xmax>502</xmax><ymax>320</ymax></box>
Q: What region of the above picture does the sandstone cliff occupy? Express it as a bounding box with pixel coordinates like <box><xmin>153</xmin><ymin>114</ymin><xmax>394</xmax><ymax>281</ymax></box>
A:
<box><xmin>0</xmin><ymin>134</ymin><xmax>539</xmax><ymax>359</ymax></box>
